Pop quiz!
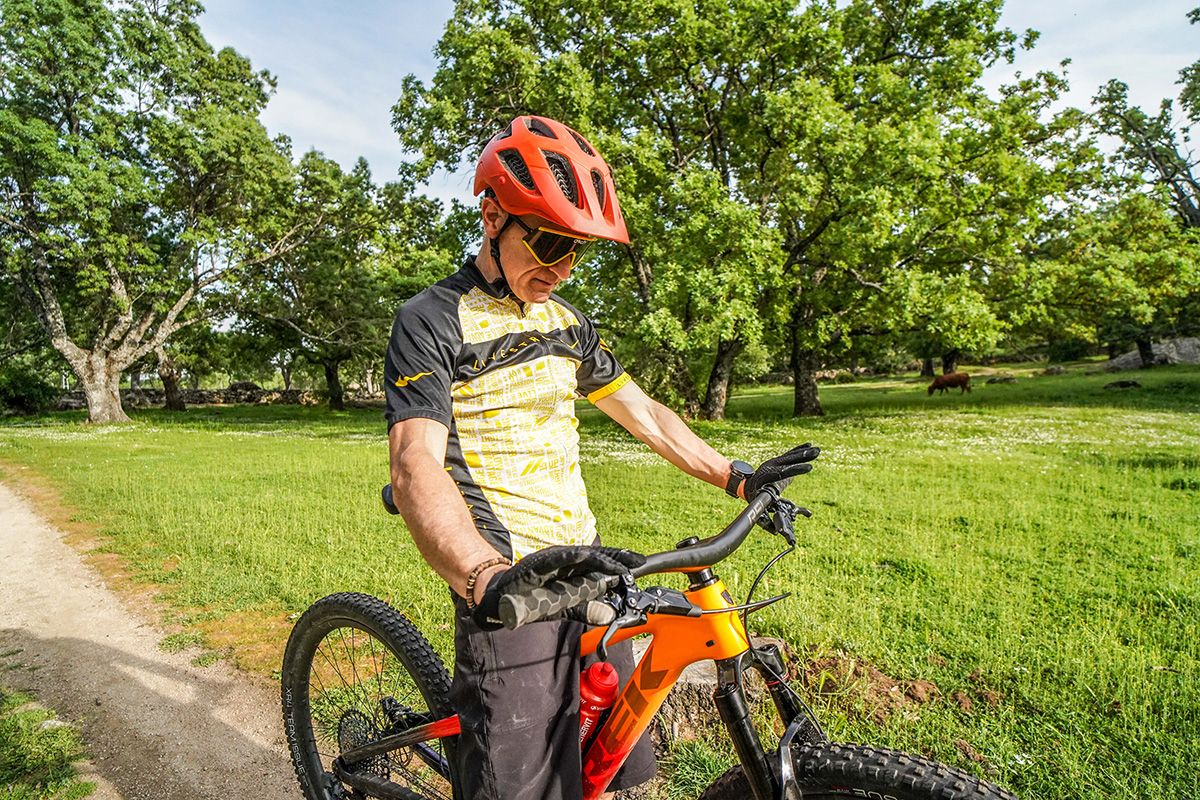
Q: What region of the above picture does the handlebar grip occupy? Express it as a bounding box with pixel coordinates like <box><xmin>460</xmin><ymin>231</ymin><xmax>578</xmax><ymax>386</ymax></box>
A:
<box><xmin>497</xmin><ymin>574</ymin><xmax>614</xmax><ymax>630</ymax></box>
<box><xmin>381</xmin><ymin>484</ymin><xmax>400</xmax><ymax>515</ymax></box>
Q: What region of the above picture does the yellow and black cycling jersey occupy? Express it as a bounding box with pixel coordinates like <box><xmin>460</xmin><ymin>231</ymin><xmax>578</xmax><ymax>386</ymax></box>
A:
<box><xmin>384</xmin><ymin>257</ymin><xmax>628</xmax><ymax>561</ymax></box>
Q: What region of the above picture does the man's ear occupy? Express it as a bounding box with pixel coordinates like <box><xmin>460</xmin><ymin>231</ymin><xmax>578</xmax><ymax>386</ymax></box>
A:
<box><xmin>481</xmin><ymin>196</ymin><xmax>508</xmax><ymax>239</ymax></box>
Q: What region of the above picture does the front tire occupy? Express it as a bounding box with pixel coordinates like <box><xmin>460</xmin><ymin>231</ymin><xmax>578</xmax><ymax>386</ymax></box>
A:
<box><xmin>699</xmin><ymin>742</ymin><xmax>1017</xmax><ymax>800</ymax></box>
<box><xmin>281</xmin><ymin>592</ymin><xmax>456</xmax><ymax>800</ymax></box>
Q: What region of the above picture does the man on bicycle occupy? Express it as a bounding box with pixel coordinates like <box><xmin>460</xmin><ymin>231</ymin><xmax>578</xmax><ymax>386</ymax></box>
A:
<box><xmin>384</xmin><ymin>114</ymin><xmax>815</xmax><ymax>800</ymax></box>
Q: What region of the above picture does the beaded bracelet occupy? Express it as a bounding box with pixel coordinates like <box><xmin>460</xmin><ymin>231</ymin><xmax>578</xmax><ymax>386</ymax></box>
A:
<box><xmin>464</xmin><ymin>556</ymin><xmax>511</xmax><ymax>609</ymax></box>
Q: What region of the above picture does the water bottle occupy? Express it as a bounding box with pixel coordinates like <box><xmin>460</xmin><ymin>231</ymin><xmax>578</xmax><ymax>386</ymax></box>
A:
<box><xmin>578</xmin><ymin>661</ymin><xmax>619</xmax><ymax>748</ymax></box>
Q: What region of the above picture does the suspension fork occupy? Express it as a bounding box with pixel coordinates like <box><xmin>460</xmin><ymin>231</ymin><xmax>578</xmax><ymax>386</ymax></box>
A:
<box><xmin>714</xmin><ymin>652</ymin><xmax>775</xmax><ymax>800</ymax></box>
<box><xmin>715</xmin><ymin>645</ymin><xmax>827</xmax><ymax>800</ymax></box>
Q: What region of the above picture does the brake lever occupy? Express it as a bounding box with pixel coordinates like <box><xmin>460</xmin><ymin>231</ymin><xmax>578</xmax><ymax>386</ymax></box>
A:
<box><xmin>756</xmin><ymin>498</ymin><xmax>811</xmax><ymax>547</ymax></box>
<box><xmin>597</xmin><ymin>575</ymin><xmax>652</xmax><ymax>662</ymax></box>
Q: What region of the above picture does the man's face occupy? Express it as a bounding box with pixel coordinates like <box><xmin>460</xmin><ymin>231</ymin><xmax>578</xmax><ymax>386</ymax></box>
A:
<box><xmin>497</xmin><ymin>215</ymin><xmax>578</xmax><ymax>304</ymax></box>
<box><xmin>481</xmin><ymin>198</ymin><xmax>587</xmax><ymax>304</ymax></box>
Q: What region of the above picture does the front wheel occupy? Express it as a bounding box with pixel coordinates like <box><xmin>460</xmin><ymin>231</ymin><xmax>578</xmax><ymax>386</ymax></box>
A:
<box><xmin>699</xmin><ymin>742</ymin><xmax>1017</xmax><ymax>800</ymax></box>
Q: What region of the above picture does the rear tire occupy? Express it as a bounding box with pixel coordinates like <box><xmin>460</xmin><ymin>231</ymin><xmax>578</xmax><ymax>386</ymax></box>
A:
<box><xmin>698</xmin><ymin>741</ymin><xmax>1017</xmax><ymax>800</ymax></box>
<box><xmin>281</xmin><ymin>592</ymin><xmax>456</xmax><ymax>800</ymax></box>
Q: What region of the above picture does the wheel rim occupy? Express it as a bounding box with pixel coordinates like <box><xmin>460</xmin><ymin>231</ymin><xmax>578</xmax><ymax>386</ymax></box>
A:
<box><xmin>303</xmin><ymin>622</ymin><xmax>454</xmax><ymax>799</ymax></box>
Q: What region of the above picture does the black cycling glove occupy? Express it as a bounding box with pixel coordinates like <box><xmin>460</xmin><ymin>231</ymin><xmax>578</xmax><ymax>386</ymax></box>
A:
<box><xmin>743</xmin><ymin>443</ymin><xmax>821</xmax><ymax>500</ymax></box>
<box><xmin>472</xmin><ymin>545</ymin><xmax>646</xmax><ymax>631</ymax></box>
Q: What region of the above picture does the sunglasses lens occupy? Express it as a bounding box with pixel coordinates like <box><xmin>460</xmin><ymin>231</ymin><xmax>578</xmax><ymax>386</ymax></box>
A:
<box><xmin>526</xmin><ymin>228</ymin><xmax>595</xmax><ymax>267</ymax></box>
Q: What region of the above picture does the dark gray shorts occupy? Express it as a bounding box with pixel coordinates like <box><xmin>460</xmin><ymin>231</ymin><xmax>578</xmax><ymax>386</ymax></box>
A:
<box><xmin>449</xmin><ymin>595</ymin><xmax>657</xmax><ymax>800</ymax></box>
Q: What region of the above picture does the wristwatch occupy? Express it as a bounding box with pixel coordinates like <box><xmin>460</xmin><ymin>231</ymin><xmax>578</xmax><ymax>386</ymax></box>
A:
<box><xmin>726</xmin><ymin>460</ymin><xmax>754</xmax><ymax>499</ymax></box>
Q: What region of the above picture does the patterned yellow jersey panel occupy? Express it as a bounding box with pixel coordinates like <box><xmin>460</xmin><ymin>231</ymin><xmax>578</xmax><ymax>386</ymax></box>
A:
<box><xmin>457</xmin><ymin>286</ymin><xmax>581</xmax><ymax>345</ymax></box>
<box><xmin>384</xmin><ymin>258</ymin><xmax>628</xmax><ymax>560</ymax></box>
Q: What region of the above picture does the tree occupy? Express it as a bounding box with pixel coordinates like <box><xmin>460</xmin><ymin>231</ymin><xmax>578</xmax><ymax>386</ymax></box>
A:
<box><xmin>237</xmin><ymin>152</ymin><xmax>389</xmax><ymax>410</ymax></box>
<box><xmin>0</xmin><ymin>0</ymin><xmax>298</xmax><ymax>422</ymax></box>
<box><xmin>393</xmin><ymin>0</ymin><xmax>1090</xmax><ymax>418</ymax></box>
<box><xmin>1021</xmin><ymin>195</ymin><xmax>1200</xmax><ymax>365</ymax></box>
<box><xmin>1093</xmin><ymin>7</ymin><xmax>1200</xmax><ymax>231</ymax></box>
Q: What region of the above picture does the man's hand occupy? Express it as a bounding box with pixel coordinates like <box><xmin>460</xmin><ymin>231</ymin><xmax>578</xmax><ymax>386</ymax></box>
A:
<box><xmin>472</xmin><ymin>545</ymin><xmax>646</xmax><ymax>630</ymax></box>
<box><xmin>743</xmin><ymin>443</ymin><xmax>821</xmax><ymax>500</ymax></box>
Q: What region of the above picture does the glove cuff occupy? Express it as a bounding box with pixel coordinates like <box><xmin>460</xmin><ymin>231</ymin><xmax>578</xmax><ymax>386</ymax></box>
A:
<box><xmin>464</xmin><ymin>556</ymin><xmax>511</xmax><ymax>609</ymax></box>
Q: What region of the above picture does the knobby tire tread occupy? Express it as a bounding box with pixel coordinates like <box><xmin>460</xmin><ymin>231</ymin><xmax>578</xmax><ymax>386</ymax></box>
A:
<box><xmin>281</xmin><ymin>592</ymin><xmax>454</xmax><ymax>800</ymax></box>
<box><xmin>699</xmin><ymin>741</ymin><xmax>1018</xmax><ymax>800</ymax></box>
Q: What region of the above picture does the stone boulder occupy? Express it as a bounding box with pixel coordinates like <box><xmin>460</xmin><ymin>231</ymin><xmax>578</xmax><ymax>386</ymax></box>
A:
<box><xmin>1105</xmin><ymin>338</ymin><xmax>1200</xmax><ymax>371</ymax></box>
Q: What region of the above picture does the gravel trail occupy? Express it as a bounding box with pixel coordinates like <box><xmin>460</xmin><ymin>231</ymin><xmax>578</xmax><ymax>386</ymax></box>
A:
<box><xmin>0</xmin><ymin>481</ymin><xmax>299</xmax><ymax>800</ymax></box>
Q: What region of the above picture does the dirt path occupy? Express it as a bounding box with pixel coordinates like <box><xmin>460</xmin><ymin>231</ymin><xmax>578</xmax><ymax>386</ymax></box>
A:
<box><xmin>0</xmin><ymin>481</ymin><xmax>299</xmax><ymax>800</ymax></box>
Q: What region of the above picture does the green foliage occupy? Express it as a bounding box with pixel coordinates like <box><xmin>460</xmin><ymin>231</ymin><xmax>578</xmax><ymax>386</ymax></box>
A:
<box><xmin>1021</xmin><ymin>195</ymin><xmax>1200</xmax><ymax>349</ymax></box>
<box><xmin>0</xmin><ymin>362</ymin><xmax>59</xmax><ymax>415</ymax></box>
<box><xmin>0</xmin><ymin>0</ymin><xmax>292</xmax><ymax>421</ymax></box>
<box><xmin>1092</xmin><ymin>7</ymin><xmax>1200</xmax><ymax>229</ymax></box>
<box><xmin>0</xmin><ymin>688</ymin><xmax>94</xmax><ymax>800</ymax></box>
<box><xmin>394</xmin><ymin>0</ymin><xmax>1097</xmax><ymax>417</ymax></box>
<box><xmin>235</xmin><ymin>153</ymin><xmax>463</xmax><ymax>405</ymax></box>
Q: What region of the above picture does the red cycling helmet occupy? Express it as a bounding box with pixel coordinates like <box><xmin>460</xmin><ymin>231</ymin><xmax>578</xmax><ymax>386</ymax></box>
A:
<box><xmin>473</xmin><ymin>115</ymin><xmax>629</xmax><ymax>244</ymax></box>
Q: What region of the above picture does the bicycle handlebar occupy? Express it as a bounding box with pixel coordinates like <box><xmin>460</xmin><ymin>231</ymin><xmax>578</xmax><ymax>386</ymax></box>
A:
<box><xmin>632</xmin><ymin>478</ymin><xmax>790</xmax><ymax>577</ymax></box>
<box><xmin>381</xmin><ymin>475</ymin><xmax>798</xmax><ymax>630</ymax></box>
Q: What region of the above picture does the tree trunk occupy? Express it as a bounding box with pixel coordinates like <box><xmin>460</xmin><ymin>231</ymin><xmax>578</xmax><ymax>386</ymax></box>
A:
<box><xmin>920</xmin><ymin>358</ymin><xmax>935</xmax><ymax>377</ymax></box>
<box><xmin>790</xmin><ymin>318</ymin><xmax>824</xmax><ymax>417</ymax></box>
<box><xmin>156</xmin><ymin>347</ymin><xmax>186</xmax><ymax>411</ymax></box>
<box><xmin>277</xmin><ymin>353</ymin><xmax>294</xmax><ymax>391</ymax></box>
<box><xmin>324</xmin><ymin>360</ymin><xmax>345</xmax><ymax>411</ymax></box>
<box><xmin>701</xmin><ymin>339</ymin><xmax>742</xmax><ymax>421</ymax></box>
<box><xmin>941</xmin><ymin>349</ymin><xmax>960</xmax><ymax>375</ymax></box>
<box><xmin>79</xmin><ymin>357</ymin><xmax>130</xmax><ymax>424</ymax></box>
<box><xmin>1136</xmin><ymin>338</ymin><xmax>1156</xmax><ymax>368</ymax></box>
<box><xmin>129</xmin><ymin>370</ymin><xmax>147</xmax><ymax>407</ymax></box>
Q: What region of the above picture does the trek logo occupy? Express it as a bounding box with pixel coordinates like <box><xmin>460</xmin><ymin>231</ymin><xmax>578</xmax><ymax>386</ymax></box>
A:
<box><xmin>394</xmin><ymin>371</ymin><xmax>433</xmax><ymax>388</ymax></box>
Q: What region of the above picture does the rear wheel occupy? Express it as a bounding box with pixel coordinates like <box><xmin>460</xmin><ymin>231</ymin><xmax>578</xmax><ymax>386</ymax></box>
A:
<box><xmin>699</xmin><ymin>742</ymin><xmax>1017</xmax><ymax>800</ymax></box>
<box><xmin>281</xmin><ymin>592</ymin><xmax>456</xmax><ymax>800</ymax></box>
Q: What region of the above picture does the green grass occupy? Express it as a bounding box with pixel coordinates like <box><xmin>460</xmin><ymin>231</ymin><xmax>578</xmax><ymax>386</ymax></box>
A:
<box><xmin>1</xmin><ymin>364</ymin><xmax>1198</xmax><ymax>799</ymax></box>
<box><xmin>0</xmin><ymin>688</ymin><xmax>94</xmax><ymax>800</ymax></box>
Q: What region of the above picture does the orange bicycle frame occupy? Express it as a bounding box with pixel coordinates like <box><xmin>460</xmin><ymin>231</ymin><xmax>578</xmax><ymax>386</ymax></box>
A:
<box><xmin>577</xmin><ymin>576</ymin><xmax>751</xmax><ymax>799</ymax></box>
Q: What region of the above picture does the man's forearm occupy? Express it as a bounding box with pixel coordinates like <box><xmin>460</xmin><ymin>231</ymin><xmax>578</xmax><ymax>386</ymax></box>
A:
<box><xmin>596</xmin><ymin>384</ymin><xmax>736</xmax><ymax>493</ymax></box>
<box><xmin>391</xmin><ymin>452</ymin><xmax>508</xmax><ymax>601</ymax></box>
<box><xmin>638</xmin><ymin>400</ymin><xmax>735</xmax><ymax>490</ymax></box>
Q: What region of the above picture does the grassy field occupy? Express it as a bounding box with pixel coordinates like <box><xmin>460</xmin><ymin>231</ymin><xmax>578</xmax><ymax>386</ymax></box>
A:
<box><xmin>0</xmin><ymin>364</ymin><xmax>1197</xmax><ymax>799</ymax></box>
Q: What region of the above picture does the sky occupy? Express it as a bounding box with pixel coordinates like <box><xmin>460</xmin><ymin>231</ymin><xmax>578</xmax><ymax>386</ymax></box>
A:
<box><xmin>198</xmin><ymin>1</ymin><xmax>1198</xmax><ymax>205</ymax></box>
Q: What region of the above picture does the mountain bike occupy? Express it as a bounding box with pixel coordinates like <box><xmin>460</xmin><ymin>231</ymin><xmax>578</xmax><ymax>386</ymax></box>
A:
<box><xmin>281</xmin><ymin>476</ymin><xmax>1018</xmax><ymax>800</ymax></box>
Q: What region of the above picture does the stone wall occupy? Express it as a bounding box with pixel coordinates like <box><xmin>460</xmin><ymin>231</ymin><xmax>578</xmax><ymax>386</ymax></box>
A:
<box><xmin>54</xmin><ymin>386</ymin><xmax>331</xmax><ymax>411</ymax></box>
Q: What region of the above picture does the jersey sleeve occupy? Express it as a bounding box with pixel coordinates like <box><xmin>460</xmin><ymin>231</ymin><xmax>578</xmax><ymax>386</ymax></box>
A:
<box><xmin>384</xmin><ymin>297</ymin><xmax>457</xmax><ymax>431</ymax></box>
<box><xmin>573</xmin><ymin>309</ymin><xmax>630</xmax><ymax>403</ymax></box>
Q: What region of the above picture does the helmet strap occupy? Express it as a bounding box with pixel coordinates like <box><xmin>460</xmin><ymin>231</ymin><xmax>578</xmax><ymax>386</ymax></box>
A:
<box><xmin>487</xmin><ymin>210</ymin><xmax>515</xmax><ymax>298</ymax></box>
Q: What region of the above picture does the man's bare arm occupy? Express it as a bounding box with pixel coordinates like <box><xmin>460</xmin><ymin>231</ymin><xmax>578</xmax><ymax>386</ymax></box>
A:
<box><xmin>389</xmin><ymin>418</ymin><xmax>509</xmax><ymax>603</ymax></box>
<box><xmin>593</xmin><ymin>380</ymin><xmax>743</xmax><ymax>497</ymax></box>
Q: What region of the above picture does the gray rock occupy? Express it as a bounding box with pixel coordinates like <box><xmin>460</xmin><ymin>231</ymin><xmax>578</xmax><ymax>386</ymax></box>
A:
<box><xmin>1105</xmin><ymin>337</ymin><xmax>1200</xmax><ymax>371</ymax></box>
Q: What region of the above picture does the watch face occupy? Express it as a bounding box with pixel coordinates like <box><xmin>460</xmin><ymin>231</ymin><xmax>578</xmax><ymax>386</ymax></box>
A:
<box><xmin>731</xmin><ymin>460</ymin><xmax>753</xmax><ymax>477</ymax></box>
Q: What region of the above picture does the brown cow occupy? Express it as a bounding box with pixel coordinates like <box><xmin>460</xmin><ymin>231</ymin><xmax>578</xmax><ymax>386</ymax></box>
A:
<box><xmin>928</xmin><ymin>372</ymin><xmax>971</xmax><ymax>395</ymax></box>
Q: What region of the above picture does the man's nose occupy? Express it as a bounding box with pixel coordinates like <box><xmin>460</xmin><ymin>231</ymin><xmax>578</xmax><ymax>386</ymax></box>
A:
<box><xmin>548</xmin><ymin>258</ymin><xmax>574</xmax><ymax>281</ymax></box>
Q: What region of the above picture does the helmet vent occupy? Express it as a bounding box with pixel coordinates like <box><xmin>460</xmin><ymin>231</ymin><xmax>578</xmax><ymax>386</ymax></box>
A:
<box><xmin>543</xmin><ymin>151</ymin><xmax>580</xmax><ymax>206</ymax></box>
<box><xmin>591</xmin><ymin>169</ymin><xmax>606</xmax><ymax>210</ymax></box>
<box><xmin>498</xmin><ymin>148</ymin><xmax>536</xmax><ymax>191</ymax></box>
<box><xmin>497</xmin><ymin>122</ymin><xmax>514</xmax><ymax>140</ymax></box>
<box><xmin>526</xmin><ymin>118</ymin><xmax>557</xmax><ymax>138</ymax></box>
<box><xmin>571</xmin><ymin>131</ymin><xmax>595</xmax><ymax>156</ymax></box>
